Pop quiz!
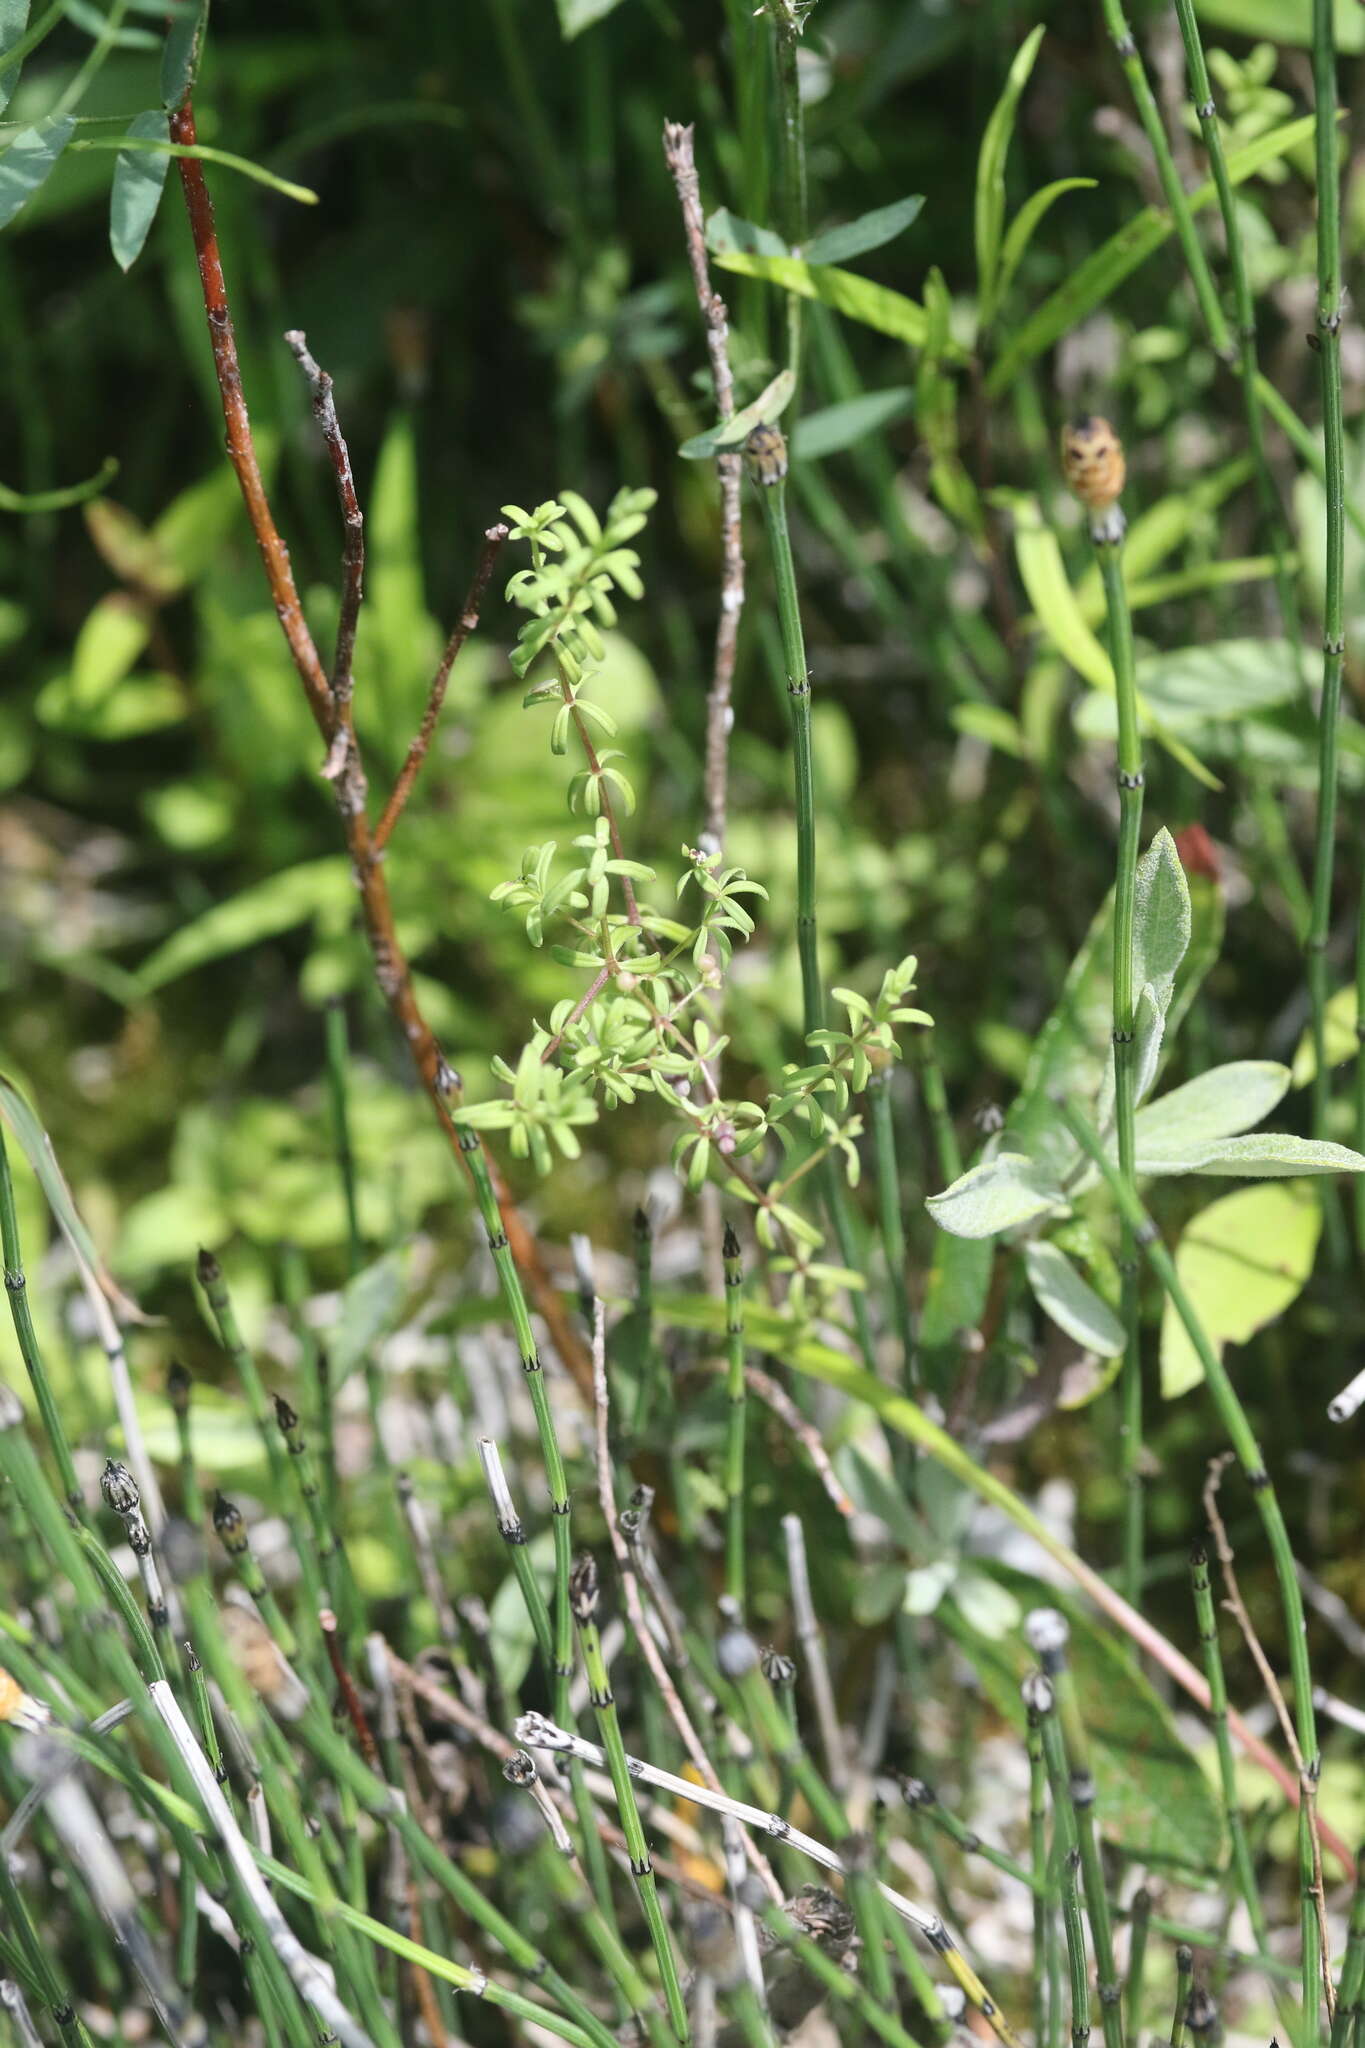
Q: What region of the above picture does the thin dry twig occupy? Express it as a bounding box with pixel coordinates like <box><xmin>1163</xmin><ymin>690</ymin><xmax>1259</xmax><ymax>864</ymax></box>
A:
<box><xmin>1203</xmin><ymin>1453</ymin><xmax>1333</xmax><ymax>2011</ymax></box>
<box><xmin>320</xmin><ymin>1606</ymin><xmax>379</xmax><ymax>1769</ymax></box>
<box><xmin>169</xmin><ymin>106</ymin><xmax>593</xmax><ymax>1400</ymax></box>
<box><xmin>374</xmin><ymin>522</ymin><xmax>509</xmax><ymax>851</ymax></box>
<box><xmin>662</xmin><ymin>120</ymin><xmax>745</xmax><ymax>856</ymax></box>
<box><xmin>284</xmin><ymin>331</ymin><xmax>363</xmax><ymax>707</ymax></box>
<box><xmin>590</xmin><ymin>1299</ymin><xmax>782</xmax><ymax>1902</ymax></box>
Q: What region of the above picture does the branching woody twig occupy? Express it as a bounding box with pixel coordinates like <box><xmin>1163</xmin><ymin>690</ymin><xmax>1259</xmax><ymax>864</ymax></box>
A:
<box><xmin>168</xmin><ymin>100</ymin><xmax>593</xmax><ymax>1400</ymax></box>
<box><xmin>284</xmin><ymin>331</ymin><xmax>364</xmax><ymax>709</ymax></box>
<box><xmin>662</xmin><ymin>120</ymin><xmax>745</xmax><ymax>856</ymax></box>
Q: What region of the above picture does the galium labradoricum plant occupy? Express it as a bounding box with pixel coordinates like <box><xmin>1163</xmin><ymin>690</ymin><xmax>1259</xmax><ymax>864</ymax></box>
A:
<box><xmin>466</xmin><ymin>484</ymin><xmax>929</xmax><ymax>1280</ymax></box>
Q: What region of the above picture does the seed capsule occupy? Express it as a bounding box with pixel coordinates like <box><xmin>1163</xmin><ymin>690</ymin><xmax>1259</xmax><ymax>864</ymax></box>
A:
<box><xmin>743</xmin><ymin>422</ymin><xmax>788</xmax><ymax>487</ymax></box>
<box><xmin>1060</xmin><ymin>414</ymin><xmax>1126</xmax><ymax>512</ymax></box>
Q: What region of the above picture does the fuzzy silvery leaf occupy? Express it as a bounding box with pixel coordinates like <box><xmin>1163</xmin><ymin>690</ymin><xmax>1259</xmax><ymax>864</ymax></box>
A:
<box><xmin>1162</xmin><ymin>1132</ymin><xmax>1365</xmax><ymax>1177</ymax></box>
<box><xmin>1132</xmin><ymin>828</ymin><xmax>1191</xmax><ymax>1016</ymax></box>
<box><xmin>1024</xmin><ymin>1241</ymin><xmax>1124</xmax><ymax>1357</ymax></box>
<box><xmin>926</xmin><ymin>1152</ymin><xmax>1068</xmax><ymax>1239</ymax></box>
<box><xmin>1134</xmin><ymin>1061</ymin><xmax>1290</xmax><ymax>1172</ymax></box>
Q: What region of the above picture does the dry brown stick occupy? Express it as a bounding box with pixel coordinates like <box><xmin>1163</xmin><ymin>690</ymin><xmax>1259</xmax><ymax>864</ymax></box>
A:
<box><xmin>320</xmin><ymin>1607</ymin><xmax>379</xmax><ymax>1769</ymax></box>
<box><xmin>589</xmin><ymin>1299</ymin><xmax>782</xmax><ymax>1903</ymax></box>
<box><xmin>1203</xmin><ymin>1454</ymin><xmax>1333</xmax><ymax>2010</ymax></box>
<box><xmin>662</xmin><ymin>120</ymin><xmax>745</xmax><ymax>856</ymax></box>
<box><xmin>374</xmin><ymin>522</ymin><xmax>509</xmax><ymax>851</ymax></box>
<box><xmin>169</xmin><ymin>104</ymin><xmax>594</xmax><ymax>1401</ymax></box>
<box><xmin>284</xmin><ymin>330</ymin><xmax>364</xmax><ymax>710</ymax></box>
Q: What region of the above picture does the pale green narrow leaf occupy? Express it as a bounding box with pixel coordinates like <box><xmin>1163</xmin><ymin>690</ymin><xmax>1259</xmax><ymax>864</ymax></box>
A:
<box><xmin>705</xmin><ymin>207</ymin><xmax>788</xmax><ymax>260</ymax></box>
<box><xmin>1024</xmin><ymin>1241</ymin><xmax>1124</xmax><ymax>1356</ymax></box>
<box><xmin>975</xmin><ymin>24</ymin><xmax>1045</xmax><ymax>318</ymax></box>
<box><xmin>985</xmin><ymin>113</ymin><xmax>1324</xmax><ymax>398</ymax></box>
<box><xmin>1194</xmin><ymin>0</ymin><xmax>1364</xmax><ymax>52</ymax></box>
<box><xmin>0</xmin><ymin>117</ymin><xmax>76</xmax><ymax>231</ymax></box>
<box><xmin>1131</xmin><ymin>984</ymin><xmax>1164</xmax><ymax>1109</ymax></box>
<box><xmin>1011</xmin><ymin>495</ymin><xmax>1112</xmax><ymax>688</ymax></box>
<box><xmin>0</xmin><ymin>0</ymin><xmax>29</xmax><ymax>113</ymax></box>
<box><xmin>926</xmin><ymin>1153</ymin><xmax>1068</xmax><ymax>1240</ymax></box>
<box><xmin>1135</xmin><ymin>1062</ymin><xmax>1291</xmax><ymax>1169</ymax></box>
<box><xmin>1161</xmin><ymin>1181</ymin><xmax>1320</xmax><ymax>1397</ymax></box>
<box><xmin>1132</xmin><ymin>828</ymin><xmax>1191</xmax><ymax>1016</ymax></box>
<box><xmin>555</xmin><ymin>0</ymin><xmax>628</xmax><ymax>34</ymax></box>
<box><xmin>161</xmin><ymin>0</ymin><xmax>208</xmax><ymax>110</ymax></box>
<box><xmin>804</xmin><ymin>193</ymin><xmax>925</xmax><ymax>267</ymax></box>
<box><xmin>994</xmin><ymin>177</ymin><xmax>1096</xmax><ymax>314</ymax></box>
<box><xmin>711</xmin><ymin>249</ymin><xmax>932</xmax><ymax>349</ymax></box>
<box><xmin>1176</xmin><ymin>1133</ymin><xmax>1365</xmax><ymax>1178</ymax></box>
<box><xmin>678</xmin><ymin>368</ymin><xmax>796</xmax><ymax>460</ymax></box>
<box><xmin>110</xmin><ymin>110</ymin><xmax>171</xmax><ymax>270</ymax></box>
<box><xmin>1292</xmin><ymin>984</ymin><xmax>1356</xmax><ymax>1087</ymax></box>
<box><xmin>137</xmin><ymin>857</ymin><xmax>352</xmax><ymax>991</ymax></box>
<box><xmin>791</xmin><ymin>387</ymin><xmax>914</xmax><ymax>460</ymax></box>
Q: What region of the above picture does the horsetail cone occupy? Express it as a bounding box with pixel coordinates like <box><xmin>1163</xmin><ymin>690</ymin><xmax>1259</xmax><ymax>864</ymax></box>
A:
<box><xmin>743</xmin><ymin>421</ymin><xmax>788</xmax><ymax>486</ymax></box>
<box><xmin>569</xmin><ymin>1553</ymin><xmax>599</xmax><ymax>1625</ymax></box>
<box><xmin>1061</xmin><ymin>414</ymin><xmax>1125</xmax><ymax>511</ymax></box>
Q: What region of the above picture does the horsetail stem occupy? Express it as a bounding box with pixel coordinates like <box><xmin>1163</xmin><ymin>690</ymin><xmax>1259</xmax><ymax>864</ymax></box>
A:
<box><xmin>1028</xmin><ymin>1686</ymin><xmax>1061</xmax><ymax>2048</ymax></box>
<box><xmin>722</xmin><ymin>1222</ymin><xmax>748</xmax><ymax>1613</ymax></box>
<box><xmin>1330</xmin><ymin>1850</ymin><xmax>1365</xmax><ymax>2048</ymax></box>
<box><xmin>1189</xmin><ymin>1546</ymin><xmax>1270</xmax><ymax>1956</ymax></box>
<box><xmin>1025</xmin><ymin>1670</ymin><xmax>1094</xmax><ymax>2048</ymax></box>
<box><xmin>902</xmin><ymin>1776</ymin><xmax>1039</xmax><ymax>1894</ymax></box>
<box><xmin>569</xmin><ymin>1554</ymin><xmax>691</xmax><ymax>2043</ymax></box>
<box><xmin>324</xmin><ymin>999</ymin><xmax>363</xmax><ymax>1277</ymax></box>
<box><xmin>1027</xmin><ymin>1611</ymin><xmax>1123</xmax><ymax>2048</ymax></box>
<box><xmin>1126</xmin><ymin>1888</ymin><xmax>1150</xmax><ymax>2045</ymax></box>
<box><xmin>630</xmin><ymin>1203</ymin><xmax>664</xmax><ymax>1437</ymax></box>
<box><xmin>273</xmin><ymin>1392</ymin><xmax>361</xmax><ymax>1643</ymax></box>
<box><xmin>1067</xmin><ymin>422</ymin><xmax>1144</xmax><ymax>1618</ymax></box>
<box><xmin>1094</xmin><ymin>0</ymin><xmax>1229</xmax><ymax>354</ymax></box>
<box><xmin>1170</xmin><ymin>1946</ymin><xmax>1193</xmax><ymax>2048</ymax></box>
<box><xmin>100</xmin><ymin>1459</ymin><xmax>173</xmax><ymax>1664</ymax></box>
<box><xmin>1308</xmin><ymin>0</ymin><xmax>1346</xmax><ymax>1151</ymax></box>
<box><xmin>478</xmin><ymin>1435</ymin><xmax>555</xmax><ymax>1672</ymax></box>
<box><xmin>0</xmin><ymin>1127</ymin><xmax>83</xmax><ymax>1516</ymax></box>
<box><xmin>211</xmin><ymin>1493</ymin><xmax>300</xmax><ymax>1662</ymax></box>
<box><xmin>166</xmin><ymin>1362</ymin><xmax>205</xmax><ymax>1536</ymax></box>
<box><xmin>870</xmin><ymin>1064</ymin><xmax>917</xmax><ymax>1392</ymax></box>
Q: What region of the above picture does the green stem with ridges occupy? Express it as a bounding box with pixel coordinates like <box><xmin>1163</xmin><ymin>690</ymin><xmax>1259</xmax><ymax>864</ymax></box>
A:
<box><xmin>1093</xmin><ymin>517</ymin><xmax>1145</xmax><ymax>1622</ymax></box>
<box><xmin>1189</xmin><ymin>1546</ymin><xmax>1270</xmax><ymax>1955</ymax></box>
<box><xmin>1170</xmin><ymin>1945</ymin><xmax>1193</xmax><ymax>2048</ymax></box>
<box><xmin>1028</xmin><ymin>1693</ymin><xmax>1060</xmax><ymax>2048</ymax></box>
<box><xmin>1126</xmin><ymin>1889</ymin><xmax>1150</xmax><ymax>2042</ymax></box>
<box><xmin>722</xmin><ymin>1222</ymin><xmax>748</xmax><ymax>1612</ymax></box>
<box><xmin>1031</xmin><ymin>1675</ymin><xmax>1092</xmax><ymax>2048</ymax></box>
<box><xmin>1331</xmin><ymin>1852</ymin><xmax>1365</xmax><ymax>2048</ymax></box>
<box><xmin>211</xmin><ymin>1493</ymin><xmax>301</xmax><ymax>1661</ymax></box>
<box><xmin>324</xmin><ymin>998</ymin><xmax>363</xmax><ymax>1276</ymax></box>
<box><xmin>630</xmin><ymin>1203</ymin><xmax>663</xmax><ymax>1436</ymax></box>
<box><xmin>1170</xmin><ymin>0</ymin><xmax>1304</xmax><ymax>668</ymax></box>
<box><xmin>871</xmin><ymin>1067</ymin><xmax>917</xmax><ymax>1390</ymax></box>
<box><xmin>570</xmin><ymin>1559</ymin><xmax>690</xmax><ymax>2043</ymax></box>
<box><xmin>767</xmin><ymin>2</ymin><xmax>807</xmax><ymax>391</ymax></box>
<box><xmin>1096</xmin><ymin>0</ymin><xmax>1230</xmax><ymax>354</ymax></box>
<box><xmin>0</xmin><ymin>1128</ymin><xmax>84</xmax><ymax>1516</ymax></box>
<box><xmin>274</xmin><ymin>1392</ymin><xmax>362</xmax><ymax>1645</ymax></box>
<box><xmin>1308</xmin><ymin>0</ymin><xmax>1346</xmax><ymax>1152</ymax></box>
<box><xmin>752</xmin><ymin>1895</ymin><xmax>926</xmax><ymax>2048</ymax></box>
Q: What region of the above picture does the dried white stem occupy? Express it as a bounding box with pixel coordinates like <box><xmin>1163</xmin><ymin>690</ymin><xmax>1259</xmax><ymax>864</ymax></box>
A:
<box><xmin>782</xmin><ymin>1511</ymin><xmax>848</xmax><ymax>1793</ymax></box>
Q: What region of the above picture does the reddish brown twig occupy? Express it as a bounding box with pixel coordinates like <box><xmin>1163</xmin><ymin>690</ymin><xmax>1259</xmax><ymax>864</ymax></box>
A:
<box><xmin>284</xmin><ymin>331</ymin><xmax>364</xmax><ymax>711</ymax></box>
<box><xmin>169</xmin><ymin>100</ymin><xmax>594</xmax><ymax>1402</ymax></box>
<box><xmin>374</xmin><ymin>522</ymin><xmax>509</xmax><ymax>852</ymax></box>
<box><xmin>320</xmin><ymin>1606</ymin><xmax>379</xmax><ymax>1769</ymax></box>
<box><xmin>662</xmin><ymin>120</ymin><xmax>745</xmax><ymax>857</ymax></box>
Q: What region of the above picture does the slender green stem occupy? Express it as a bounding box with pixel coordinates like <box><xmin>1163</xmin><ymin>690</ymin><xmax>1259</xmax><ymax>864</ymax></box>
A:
<box><xmin>1170</xmin><ymin>1946</ymin><xmax>1193</xmax><ymax>2048</ymax></box>
<box><xmin>1189</xmin><ymin>1546</ymin><xmax>1269</xmax><ymax>1953</ymax></box>
<box><xmin>1059</xmin><ymin>1098</ymin><xmax>1321</xmax><ymax>1931</ymax></box>
<box><xmin>1028</xmin><ymin>1693</ymin><xmax>1061</xmax><ymax>2048</ymax></box>
<box><xmin>1095</xmin><ymin>0</ymin><xmax>1229</xmax><ymax>353</ymax></box>
<box><xmin>1028</xmin><ymin>1614</ymin><xmax>1123</xmax><ymax>2048</ymax></box>
<box><xmin>1061</xmin><ymin>1845</ymin><xmax>1093</xmax><ymax>2048</ymax></box>
<box><xmin>630</xmin><ymin>1204</ymin><xmax>664</xmax><ymax>1436</ymax></box>
<box><xmin>870</xmin><ymin>1068</ymin><xmax>917</xmax><ymax>1390</ymax></box>
<box><xmin>1331</xmin><ymin>1852</ymin><xmax>1365</xmax><ymax>2048</ymax></box>
<box><xmin>0</xmin><ymin>1128</ymin><xmax>83</xmax><ymax>1515</ymax></box>
<box><xmin>767</xmin><ymin>2</ymin><xmax>808</xmax><ymax>390</ymax></box>
<box><xmin>1091</xmin><ymin>513</ymin><xmax>1145</xmax><ymax>1620</ymax></box>
<box><xmin>1126</xmin><ymin>1889</ymin><xmax>1150</xmax><ymax>2042</ymax></box>
<box><xmin>903</xmin><ymin>1777</ymin><xmax>1039</xmax><ymax>1894</ymax></box>
<box><xmin>570</xmin><ymin>1557</ymin><xmax>690</xmax><ymax>2043</ymax></box>
<box><xmin>722</xmin><ymin>1222</ymin><xmax>749</xmax><ymax>1613</ymax></box>
<box><xmin>1308</xmin><ymin>0</ymin><xmax>1345</xmax><ymax>1150</ymax></box>
<box><xmin>324</xmin><ymin>1000</ymin><xmax>363</xmax><ymax>1277</ymax></box>
<box><xmin>1170</xmin><ymin>0</ymin><xmax>1303</xmax><ymax>667</ymax></box>
<box><xmin>211</xmin><ymin>1493</ymin><xmax>301</xmax><ymax>1662</ymax></box>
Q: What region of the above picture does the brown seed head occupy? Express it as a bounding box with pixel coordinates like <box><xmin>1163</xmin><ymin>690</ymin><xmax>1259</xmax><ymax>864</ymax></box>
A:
<box><xmin>1061</xmin><ymin>414</ymin><xmax>1126</xmax><ymax>511</ymax></box>
<box><xmin>744</xmin><ymin>421</ymin><xmax>788</xmax><ymax>487</ymax></box>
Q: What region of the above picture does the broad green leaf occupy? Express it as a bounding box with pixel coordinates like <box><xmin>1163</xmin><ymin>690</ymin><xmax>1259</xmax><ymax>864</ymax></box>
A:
<box><xmin>926</xmin><ymin>1152</ymin><xmax>1068</xmax><ymax>1240</ymax></box>
<box><xmin>1076</xmin><ymin>638</ymin><xmax>1309</xmax><ymax>743</ymax></box>
<box><xmin>0</xmin><ymin>117</ymin><xmax>76</xmax><ymax>231</ymax></box>
<box><xmin>705</xmin><ymin>208</ymin><xmax>788</xmax><ymax>260</ymax></box>
<box><xmin>678</xmin><ymin>368</ymin><xmax>796</xmax><ymax>460</ymax></box>
<box><xmin>975</xmin><ymin>25</ymin><xmax>1045</xmax><ymax>320</ymax></box>
<box><xmin>1194</xmin><ymin>0</ymin><xmax>1365</xmax><ymax>51</ymax></box>
<box><xmin>0</xmin><ymin>0</ymin><xmax>29</xmax><ymax>113</ymax></box>
<box><xmin>1132</xmin><ymin>828</ymin><xmax>1191</xmax><ymax>1017</ymax></box>
<box><xmin>1024</xmin><ymin>1240</ymin><xmax>1124</xmax><ymax>1356</ymax></box>
<box><xmin>919</xmin><ymin>1231</ymin><xmax>993</xmax><ymax>1348</ymax></box>
<box><xmin>110</xmin><ymin>110</ymin><xmax>170</xmax><ymax>271</ymax></box>
<box><xmin>1162</xmin><ymin>1132</ymin><xmax>1365</xmax><ymax>1178</ymax></box>
<box><xmin>792</xmin><ymin>387</ymin><xmax>914</xmax><ymax>461</ymax></box>
<box><xmin>805</xmin><ymin>193</ymin><xmax>925</xmax><ymax>267</ymax></box>
<box><xmin>329</xmin><ymin>1249</ymin><xmax>411</xmax><ymax>1386</ymax></box>
<box><xmin>36</xmin><ymin>670</ymin><xmax>186</xmax><ymax>738</ymax></box>
<box><xmin>555</xmin><ymin>0</ymin><xmax>628</xmax><ymax>34</ymax></box>
<box><xmin>711</xmin><ymin>249</ymin><xmax>933</xmax><ymax>350</ymax></box>
<box><xmin>942</xmin><ymin>1562</ymin><xmax>1225</xmax><ymax>1868</ymax></box>
<box><xmin>1135</xmin><ymin>1062</ymin><xmax>1290</xmax><ymax>1170</ymax></box>
<box><xmin>68</xmin><ymin>593</ymin><xmax>153</xmax><ymax>708</ymax></box>
<box><xmin>161</xmin><ymin>0</ymin><xmax>208</xmax><ymax>110</ymax></box>
<box><xmin>985</xmin><ymin>113</ymin><xmax>1324</xmax><ymax>399</ymax></box>
<box><xmin>1161</xmin><ymin>1181</ymin><xmax>1321</xmax><ymax>1397</ymax></box>
<box><xmin>994</xmin><ymin>177</ymin><xmax>1096</xmax><ymax>316</ymax></box>
<box><xmin>137</xmin><ymin>856</ymin><xmax>352</xmax><ymax>991</ymax></box>
<box><xmin>1292</xmin><ymin>984</ymin><xmax>1357</xmax><ymax>1087</ymax></box>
